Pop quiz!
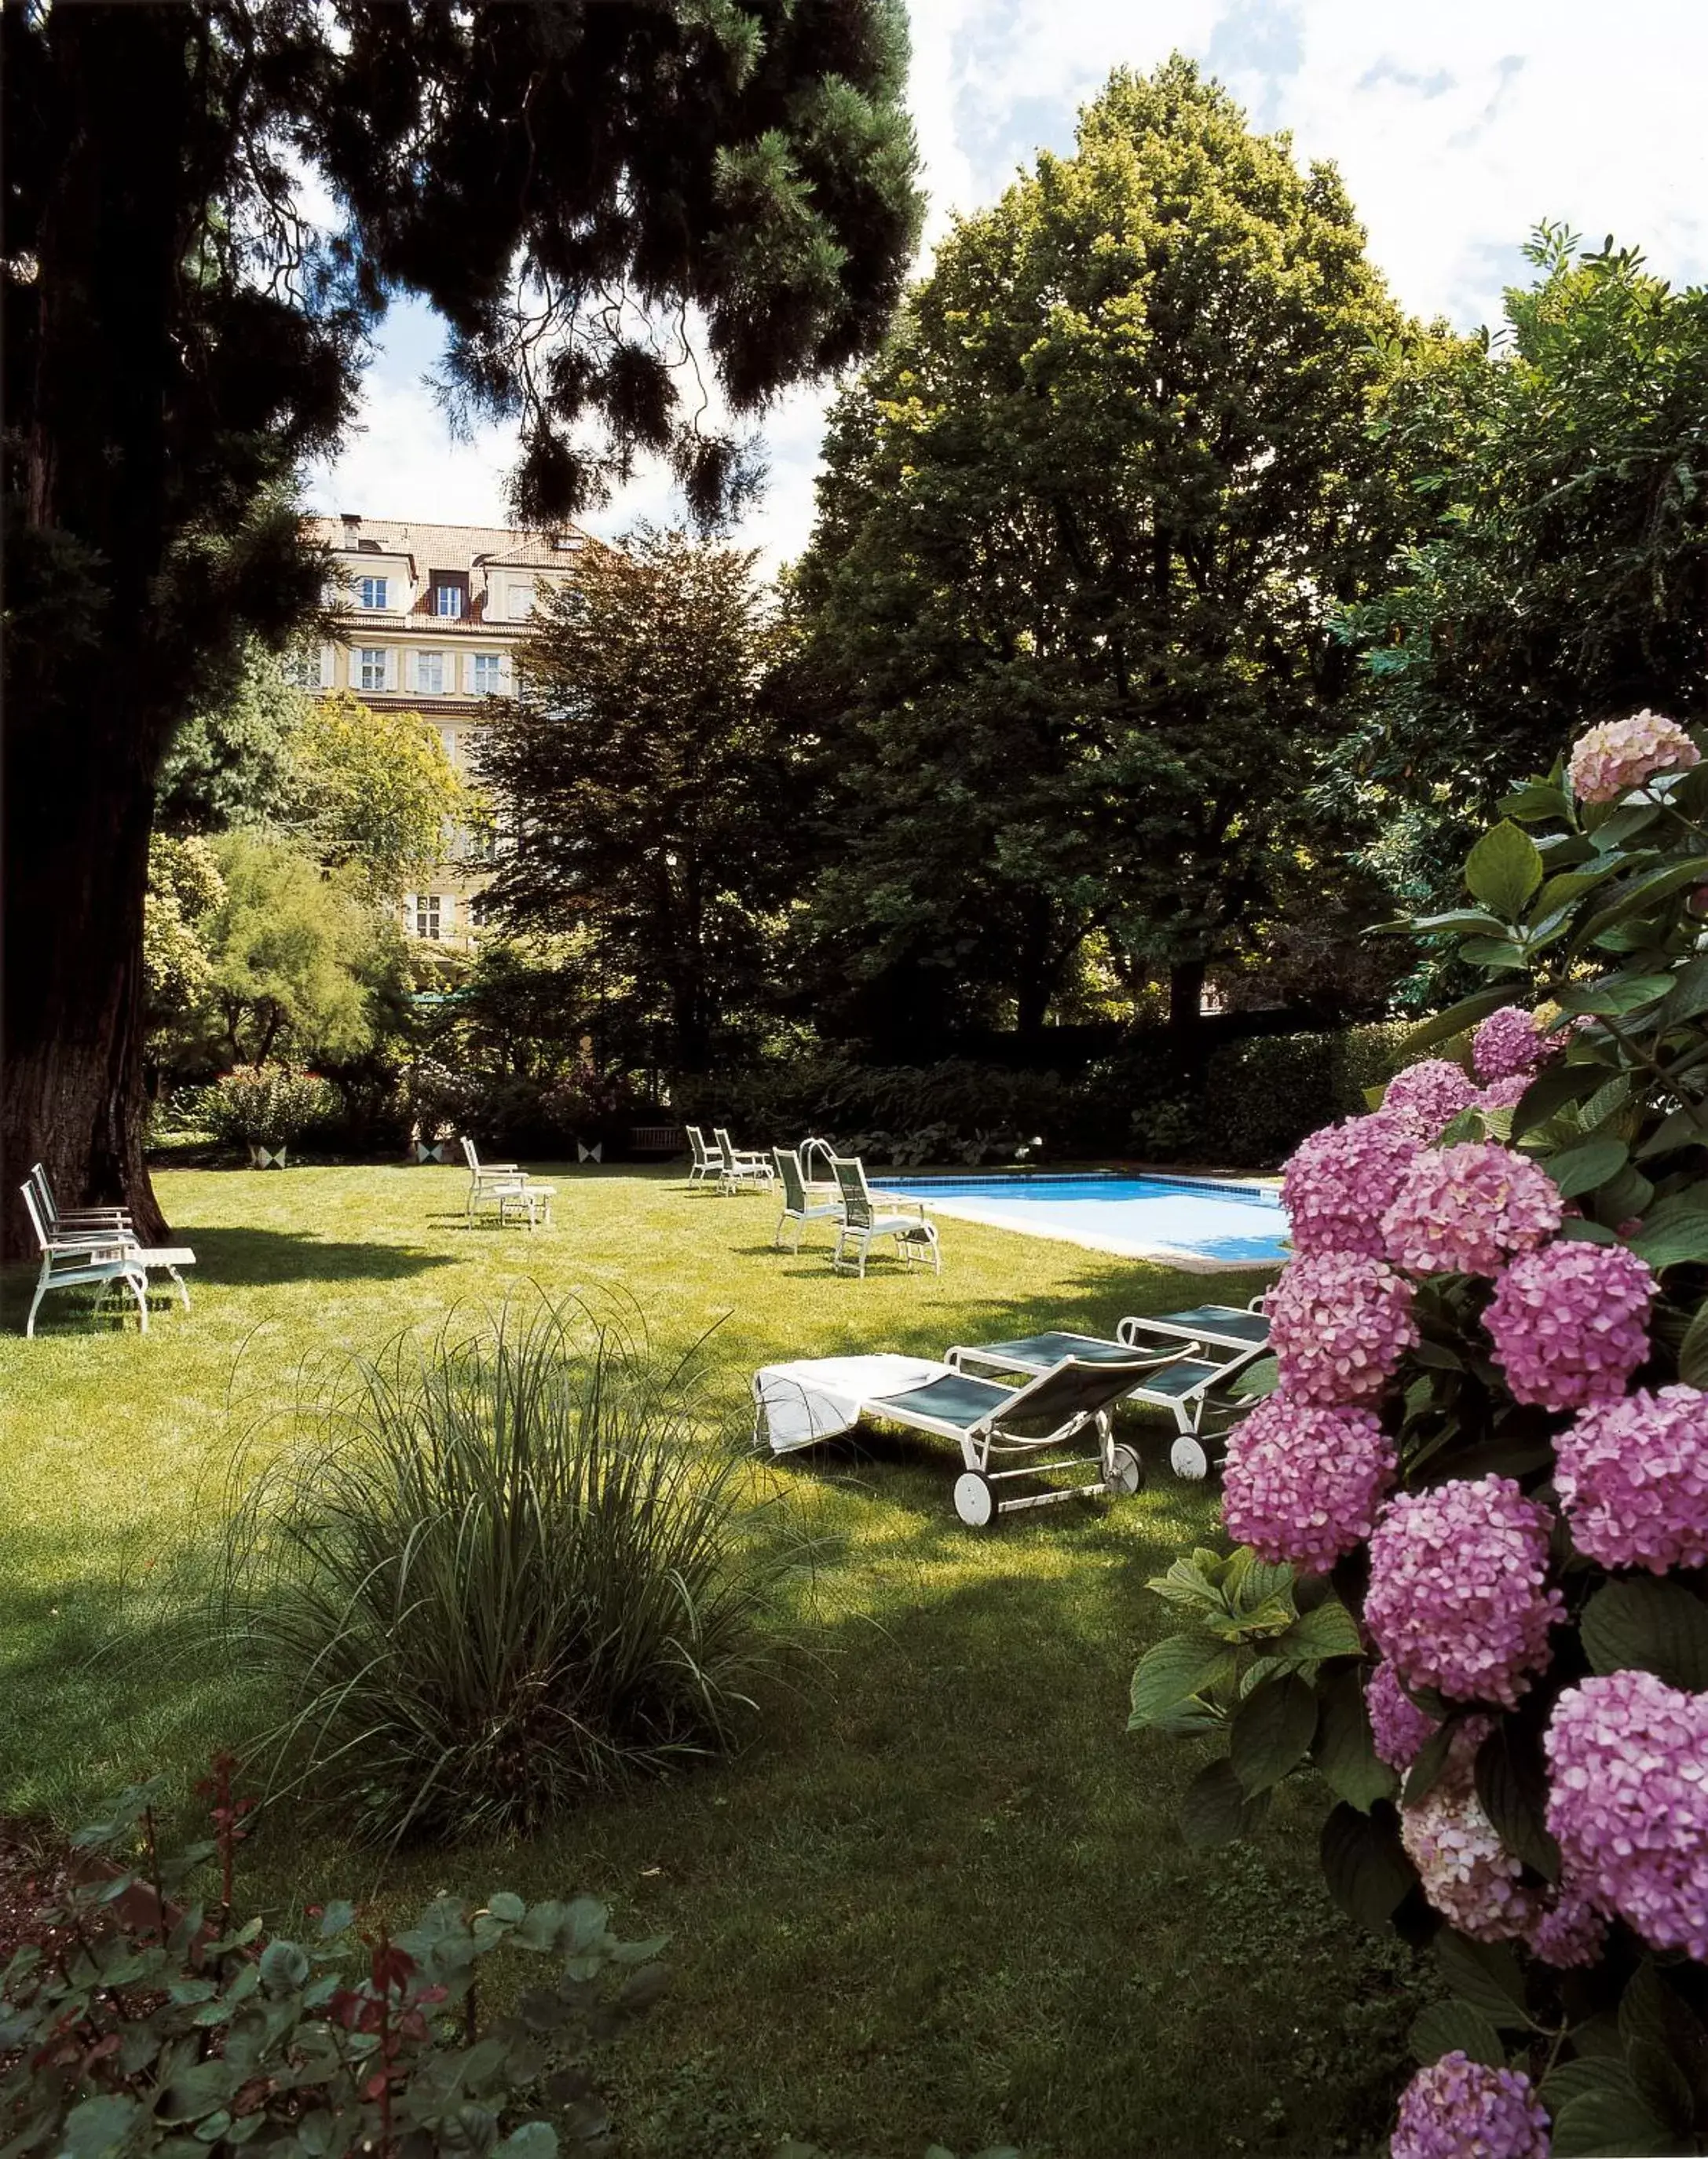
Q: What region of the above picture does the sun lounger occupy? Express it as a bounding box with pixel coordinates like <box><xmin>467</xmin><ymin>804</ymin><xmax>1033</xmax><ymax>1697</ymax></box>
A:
<box><xmin>945</xmin><ymin>1316</ymin><xmax>1268</xmax><ymax>1480</ymax></box>
<box><xmin>753</xmin><ymin>1345</ymin><xmax>1184</xmax><ymax>1527</ymax></box>
<box><xmin>20</xmin><ymin>1182</ymin><xmax>150</xmax><ymax>1337</ymax></box>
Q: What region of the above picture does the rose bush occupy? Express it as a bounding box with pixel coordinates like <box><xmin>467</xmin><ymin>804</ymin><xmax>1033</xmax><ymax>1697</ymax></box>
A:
<box><xmin>1128</xmin><ymin>716</ymin><xmax>1708</xmax><ymax>2157</ymax></box>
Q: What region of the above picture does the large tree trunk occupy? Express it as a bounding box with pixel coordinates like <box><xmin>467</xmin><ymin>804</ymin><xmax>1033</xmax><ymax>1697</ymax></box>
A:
<box><xmin>1168</xmin><ymin>957</ymin><xmax>1209</xmax><ymax>1081</ymax></box>
<box><xmin>2</xmin><ymin>7</ymin><xmax>192</xmax><ymax>1257</ymax></box>
<box><xmin>3</xmin><ymin>705</ymin><xmax>166</xmax><ymax>1243</ymax></box>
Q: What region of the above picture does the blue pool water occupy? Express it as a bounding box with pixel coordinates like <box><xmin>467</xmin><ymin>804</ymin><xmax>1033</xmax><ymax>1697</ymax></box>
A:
<box><xmin>880</xmin><ymin>1172</ymin><xmax>1290</xmax><ymax>1267</ymax></box>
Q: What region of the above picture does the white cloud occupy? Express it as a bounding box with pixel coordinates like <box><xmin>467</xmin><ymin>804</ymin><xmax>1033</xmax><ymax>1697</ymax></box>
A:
<box><xmin>306</xmin><ymin>0</ymin><xmax>1708</xmax><ymax>569</ymax></box>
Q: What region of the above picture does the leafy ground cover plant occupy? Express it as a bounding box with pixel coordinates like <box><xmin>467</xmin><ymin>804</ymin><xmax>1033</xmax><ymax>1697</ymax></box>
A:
<box><xmin>1130</xmin><ymin>713</ymin><xmax>1708</xmax><ymax>2157</ymax></box>
<box><xmin>0</xmin><ymin>1758</ymin><xmax>667</xmax><ymax>2156</ymax></box>
<box><xmin>219</xmin><ymin>1298</ymin><xmax>795</xmax><ymax>1846</ymax></box>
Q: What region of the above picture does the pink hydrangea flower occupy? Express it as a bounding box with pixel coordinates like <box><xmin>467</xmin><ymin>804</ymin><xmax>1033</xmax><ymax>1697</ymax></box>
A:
<box><xmin>1400</xmin><ymin>1761</ymin><xmax>1535</xmax><ymax>1941</ymax></box>
<box><xmin>1365</xmin><ymin>1477</ymin><xmax>1564</xmax><ymax>1708</ymax></box>
<box><xmin>1527</xmin><ymin>1879</ymin><xmax>1607</xmax><ymax>1970</ymax></box>
<box><xmin>1392</xmin><ymin>2055</ymin><xmax>1550</xmax><ymax>2159</ymax></box>
<box><xmin>1554</xmin><ymin>1385</ymin><xmax>1708</xmax><ymax>1572</ymax></box>
<box><xmin>1221</xmin><ymin>1396</ymin><xmax>1397</xmax><ymax>1573</ymax></box>
<box><xmin>1381</xmin><ymin>1059</ymin><xmax>1480</xmax><ymax>1141</ymax></box>
<box><xmin>1546</xmin><ymin>1670</ymin><xmax>1708</xmax><ymax>1961</ymax></box>
<box><xmin>1268</xmin><ymin>1251</ymin><xmax>1418</xmax><ymax>1407</ymax></box>
<box><xmin>1381</xmin><ymin>1142</ymin><xmax>1563</xmax><ymax>1277</ymax></box>
<box><xmin>1567</xmin><ymin>709</ymin><xmax>1701</xmax><ymax>803</ymax></box>
<box><xmin>1281</xmin><ymin>1115</ymin><xmax>1419</xmax><ymax>1259</ymax></box>
<box><xmin>1366</xmin><ymin>1660</ymin><xmax>1439</xmax><ymax>1772</ymax></box>
<box><xmin>1484</xmin><ymin>1242</ymin><xmax>1655</xmax><ymax>1411</ymax></box>
<box><xmin>1477</xmin><ymin>1073</ymin><xmax>1532</xmax><ymax>1111</ymax></box>
<box><xmin>1472</xmin><ymin>1006</ymin><xmax>1552</xmax><ymax>1083</ymax></box>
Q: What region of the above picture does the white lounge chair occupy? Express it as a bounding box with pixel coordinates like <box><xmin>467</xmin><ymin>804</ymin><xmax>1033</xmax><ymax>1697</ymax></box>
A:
<box><xmin>753</xmin><ymin>1347</ymin><xmax>1183</xmax><ymax>1527</ymax></box>
<box><xmin>829</xmin><ymin>1155</ymin><xmax>940</xmax><ymax>1276</ymax></box>
<box><xmin>771</xmin><ymin>1147</ymin><xmax>843</xmax><ymax>1252</ymax></box>
<box><xmin>20</xmin><ymin>1182</ymin><xmax>149</xmax><ymax>1338</ymax></box>
<box><xmin>684</xmin><ymin>1125</ymin><xmax>720</xmax><ymax>1185</ymax></box>
<box><xmin>27</xmin><ymin>1163</ymin><xmax>196</xmax><ymax>1311</ymax></box>
<box><xmin>714</xmin><ymin>1127</ymin><xmax>774</xmax><ymax>1194</ymax></box>
<box><xmin>459</xmin><ymin>1136</ymin><xmax>554</xmax><ymax>1229</ymax></box>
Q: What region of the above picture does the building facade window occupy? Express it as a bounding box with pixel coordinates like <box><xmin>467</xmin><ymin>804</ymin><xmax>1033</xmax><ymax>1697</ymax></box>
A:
<box><xmin>357</xmin><ymin>647</ymin><xmax>387</xmax><ymax>691</ymax></box>
<box><xmin>433</xmin><ymin>581</ymin><xmax>465</xmax><ymax>617</ymax></box>
<box><xmin>470</xmin><ymin>652</ymin><xmax>503</xmax><ymax>696</ymax></box>
<box><xmin>509</xmin><ymin>580</ymin><xmax>537</xmax><ymax>619</ymax></box>
<box><xmin>469</xmin><ymin>891</ymin><xmax>492</xmax><ymax>928</ymax></box>
<box><xmin>280</xmin><ymin>643</ymin><xmax>323</xmax><ymax>689</ymax></box>
<box><xmin>357</xmin><ymin>576</ymin><xmax>390</xmax><ymax>610</ymax></box>
<box><xmin>414</xmin><ymin>651</ymin><xmax>446</xmax><ymax>694</ymax></box>
<box><xmin>413</xmin><ymin>894</ymin><xmax>442</xmax><ymax>940</ymax></box>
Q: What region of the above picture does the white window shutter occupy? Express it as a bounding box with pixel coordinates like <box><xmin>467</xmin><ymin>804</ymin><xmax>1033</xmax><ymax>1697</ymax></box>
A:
<box><xmin>499</xmin><ymin>650</ymin><xmax>514</xmax><ymax>687</ymax></box>
<box><xmin>440</xmin><ymin>894</ymin><xmax>455</xmax><ymax>931</ymax></box>
<box><xmin>386</xmin><ymin>648</ymin><xmax>400</xmax><ymax>692</ymax></box>
<box><xmin>318</xmin><ymin>643</ymin><xmax>335</xmax><ymax>690</ymax></box>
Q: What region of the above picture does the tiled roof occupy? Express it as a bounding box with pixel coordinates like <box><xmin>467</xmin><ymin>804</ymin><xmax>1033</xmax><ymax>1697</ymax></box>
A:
<box><xmin>306</xmin><ymin>514</ymin><xmax>602</xmax><ymax>573</ymax></box>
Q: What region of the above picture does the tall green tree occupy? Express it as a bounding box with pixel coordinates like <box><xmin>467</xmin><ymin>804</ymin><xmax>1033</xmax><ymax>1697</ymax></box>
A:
<box><xmin>477</xmin><ymin>528</ymin><xmax>801</xmax><ymax>1072</ymax></box>
<box><xmin>4</xmin><ymin>0</ymin><xmax>921</xmax><ymax>1253</ymax></box>
<box><xmin>1331</xmin><ymin>225</ymin><xmax>1708</xmax><ymax>920</ymax></box>
<box><xmin>796</xmin><ymin>57</ymin><xmax>1416</xmax><ymax>1053</ymax></box>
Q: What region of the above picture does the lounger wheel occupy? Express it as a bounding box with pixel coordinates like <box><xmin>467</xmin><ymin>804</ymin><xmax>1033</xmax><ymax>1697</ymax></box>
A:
<box><xmin>1106</xmin><ymin>1442</ymin><xmax>1143</xmax><ymax>1497</ymax></box>
<box><xmin>953</xmin><ymin>1470</ymin><xmax>998</xmax><ymax>1530</ymax></box>
<box><xmin>1169</xmin><ymin>1434</ymin><xmax>1211</xmax><ymax>1481</ymax></box>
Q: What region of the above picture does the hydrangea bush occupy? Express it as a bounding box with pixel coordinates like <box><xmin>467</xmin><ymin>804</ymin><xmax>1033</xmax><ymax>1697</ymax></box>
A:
<box><xmin>1128</xmin><ymin>719</ymin><xmax>1708</xmax><ymax>2158</ymax></box>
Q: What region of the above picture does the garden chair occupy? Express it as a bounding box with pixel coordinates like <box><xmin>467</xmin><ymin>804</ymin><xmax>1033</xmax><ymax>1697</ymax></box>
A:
<box><xmin>753</xmin><ymin>1345</ymin><xmax>1185</xmax><ymax>1527</ymax></box>
<box><xmin>771</xmin><ymin>1147</ymin><xmax>844</xmax><ymax>1252</ymax></box>
<box><xmin>19</xmin><ymin>1181</ymin><xmax>150</xmax><ymax>1338</ymax></box>
<box><xmin>684</xmin><ymin>1125</ymin><xmax>719</xmax><ymax>1185</ymax></box>
<box><xmin>829</xmin><ymin>1155</ymin><xmax>939</xmax><ymax>1276</ymax></box>
<box><xmin>460</xmin><ymin>1135</ymin><xmax>554</xmax><ymax>1229</ymax></box>
<box><xmin>714</xmin><ymin>1127</ymin><xmax>774</xmax><ymax>1194</ymax></box>
<box><xmin>27</xmin><ymin>1163</ymin><xmax>196</xmax><ymax>1311</ymax></box>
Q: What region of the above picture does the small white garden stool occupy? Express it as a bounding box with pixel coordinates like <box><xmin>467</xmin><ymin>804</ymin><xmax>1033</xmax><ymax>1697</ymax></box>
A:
<box><xmin>498</xmin><ymin>1184</ymin><xmax>555</xmax><ymax>1231</ymax></box>
<box><xmin>129</xmin><ymin>1246</ymin><xmax>197</xmax><ymax>1311</ymax></box>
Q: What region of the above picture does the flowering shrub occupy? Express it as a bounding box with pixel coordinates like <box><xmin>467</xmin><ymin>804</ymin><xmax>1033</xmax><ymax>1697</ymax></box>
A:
<box><xmin>1364</xmin><ymin>1477</ymin><xmax>1562</xmax><ymax>1709</ymax></box>
<box><xmin>1553</xmin><ymin>1385</ymin><xmax>1708</xmax><ymax>1572</ymax></box>
<box><xmin>1280</xmin><ymin>1114</ymin><xmax>1418</xmax><ymax>1257</ymax></box>
<box><xmin>1220</xmin><ymin>1398</ymin><xmax>1395</xmax><ymax>1571</ymax></box>
<box><xmin>1128</xmin><ymin>716</ymin><xmax>1708</xmax><ymax>2159</ymax></box>
<box><xmin>1380</xmin><ymin>1141</ymin><xmax>1563</xmax><ymax>1275</ymax></box>
<box><xmin>1392</xmin><ymin>2055</ymin><xmax>1550</xmax><ymax>2159</ymax></box>
<box><xmin>1483</xmin><ymin>1242</ymin><xmax>1655</xmax><ymax>1408</ymax></box>
<box><xmin>1268</xmin><ymin>1250</ymin><xmax>1417</xmax><ymax>1404</ymax></box>
<box><xmin>1379</xmin><ymin>1057</ymin><xmax>1479</xmax><ymax>1140</ymax></box>
<box><xmin>202</xmin><ymin>1065</ymin><xmax>341</xmax><ymax>1152</ymax></box>
<box><xmin>1565</xmin><ymin>708</ymin><xmax>1699</xmax><ymax>803</ymax></box>
<box><xmin>1545</xmin><ymin>1671</ymin><xmax>1708</xmax><ymax>1962</ymax></box>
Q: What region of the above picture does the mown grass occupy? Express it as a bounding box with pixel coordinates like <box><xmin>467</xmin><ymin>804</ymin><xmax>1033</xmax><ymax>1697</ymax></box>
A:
<box><xmin>0</xmin><ymin>1164</ymin><xmax>1421</xmax><ymax>2156</ymax></box>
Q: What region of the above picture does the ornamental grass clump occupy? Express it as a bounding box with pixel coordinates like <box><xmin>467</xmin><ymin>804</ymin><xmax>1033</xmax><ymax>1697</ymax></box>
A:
<box><xmin>221</xmin><ymin>1297</ymin><xmax>795</xmax><ymax>1846</ymax></box>
<box><xmin>1127</xmin><ymin>715</ymin><xmax>1708</xmax><ymax>2158</ymax></box>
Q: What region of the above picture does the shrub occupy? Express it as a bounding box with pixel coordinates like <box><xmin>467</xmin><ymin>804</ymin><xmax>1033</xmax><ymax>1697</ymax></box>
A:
<box><xmin>201</xmin><ymin>1066</ymin><xmax>342</xmax><ymax>1153</ymax></box>
<box><xmin>1129</xmin><ymin>723</ymin><xmax>1708</xmax><ymax>2155</ymax></box>
<box><xmin>0</xmin><ymin>1760</ymin><xmax>667</xmax><ymax>2155</ymax></box>
<box><xmin>1198</xmin><ymin>1023</ymin><xmax>1411</xmax><ymax>1164</ymax></box>
<box><xmin>220</xmin><ymin>1299</ymin><xmax>793</xmax><ymax>1845</ymax></box>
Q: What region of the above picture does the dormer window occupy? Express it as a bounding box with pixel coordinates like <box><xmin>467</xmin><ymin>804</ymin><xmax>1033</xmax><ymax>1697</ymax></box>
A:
<box><xmin>357</xmin><ymin>576</ymin><xmax>389</xmax><ymax>610</ymax></box>
<box><xmin>431</xmin><ymin>571</ymin><xmax>468</xmax><ymax>619</ymax></box>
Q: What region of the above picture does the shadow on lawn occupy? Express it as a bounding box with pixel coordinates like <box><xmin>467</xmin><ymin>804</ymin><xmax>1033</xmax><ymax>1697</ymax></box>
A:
<box><xmin>184</xmin><ymin>1226</ymin><xmax>458</xmax><ymax>1287</ymax></box>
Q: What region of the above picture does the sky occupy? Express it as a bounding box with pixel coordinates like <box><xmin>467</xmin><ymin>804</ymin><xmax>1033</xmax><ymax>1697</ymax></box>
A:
<box><xmin>302</xmin><ymin>0</ymin><xmax>1708</xmax><ymax>569</ymax></box>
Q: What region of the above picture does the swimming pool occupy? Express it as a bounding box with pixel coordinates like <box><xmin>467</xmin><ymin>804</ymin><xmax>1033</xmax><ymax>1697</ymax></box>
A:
<box><xmin>880</xmin><ymin>1172</ymin><xmax>1290</xmax><ymax>1268</ymax></box>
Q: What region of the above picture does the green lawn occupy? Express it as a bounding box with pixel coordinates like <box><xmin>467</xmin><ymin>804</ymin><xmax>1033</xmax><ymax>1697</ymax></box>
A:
<box><xmin>0</xmin><ymin>1164</ymin><xmax>1420</xmax><ymax>2157</ymax></box>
